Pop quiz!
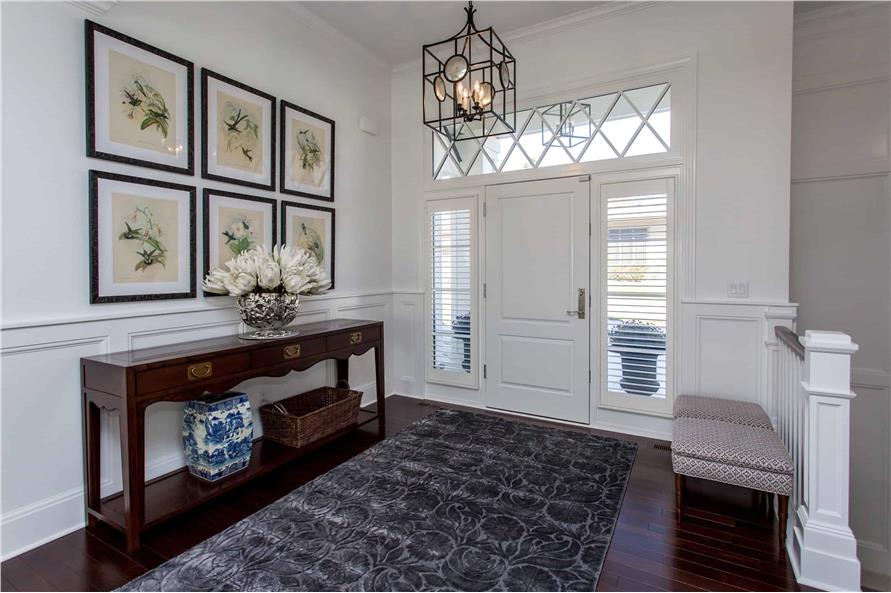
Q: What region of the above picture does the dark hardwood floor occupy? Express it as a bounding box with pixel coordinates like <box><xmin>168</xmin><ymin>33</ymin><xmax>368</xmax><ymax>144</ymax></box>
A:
<box><xmin>1</xmin><ymin>395</ymin><xmax>803</xmax><ymax>592</ymax></box>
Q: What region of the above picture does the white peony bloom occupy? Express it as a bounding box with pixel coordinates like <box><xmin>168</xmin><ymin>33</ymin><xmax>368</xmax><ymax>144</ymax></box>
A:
<box><xmin>232</xmin><ymin>249</ymin><xmax>259</xmax><ymax>278</ymax></box>
<box><xmin>257</xmin><ymin>259</ymin><xmax>282</xmax><ymax>290</ymax></box>
<box><xmin>203</xmin><ymin>243</ymin><xmax>331</xmax><ymax>297</ymax></box>
<box><xmin>223</xmin><ymin>270</ymin><xmax>256</xmax><ymax>296</ymax></box>
<box><xmin>282</xmin><ymin>270</ymin><xmax>310</xmax><ymax>294</ymax></box>
<box><xmin>202</xmin><ymin>268</ymin><xmax>230</xmax><ymax>294</ymax></box>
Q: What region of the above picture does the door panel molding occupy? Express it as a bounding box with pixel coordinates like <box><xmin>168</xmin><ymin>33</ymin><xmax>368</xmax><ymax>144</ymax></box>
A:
<box><xmin>484</xmin><ymin>176</ymin><xmax>590</xmax><ymax>423</ymax></box>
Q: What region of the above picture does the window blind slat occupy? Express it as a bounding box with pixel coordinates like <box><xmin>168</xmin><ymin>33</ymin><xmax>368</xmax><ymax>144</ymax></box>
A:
<box><xmin>606</xmin><ymin>189</ymin><xmax>668</xmax><ymax>399</ymax></box>
<box><xmin>430</xmin><ymin>208</ymin><xmax>473</xmax><ymax>376</ymax></box>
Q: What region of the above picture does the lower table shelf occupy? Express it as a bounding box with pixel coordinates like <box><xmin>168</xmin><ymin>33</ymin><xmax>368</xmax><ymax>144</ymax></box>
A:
<box><xmin>91</xmin><ymin>410</ymin><xmax>378</xmax><ymax>533</ymax></box>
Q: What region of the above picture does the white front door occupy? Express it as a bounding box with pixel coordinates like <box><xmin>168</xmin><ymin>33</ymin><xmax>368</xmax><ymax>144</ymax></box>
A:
<box><xmin>484</xmin><ymin>176</ymin><xmax>590</xmax><ymax>423</ymax></box>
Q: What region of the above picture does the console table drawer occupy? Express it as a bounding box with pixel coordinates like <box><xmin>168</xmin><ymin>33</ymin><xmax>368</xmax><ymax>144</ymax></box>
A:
<box><xmin>252</xmin><ymin>337</ymin><xmax>326</xmax><ymax>367</ymax></box>
<box><xmin>327</xmin><ymin>326</ymin><xmax>380</xmax><ymax>351</ymax></box>
<box><xmin>136</xmin><ymin>353</ymin><xmax>250</xmax><ymax>394</ymax></box>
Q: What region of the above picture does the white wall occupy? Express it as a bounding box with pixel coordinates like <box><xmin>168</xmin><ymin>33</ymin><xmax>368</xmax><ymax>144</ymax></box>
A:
<box><xmin>789</xmin><ymin>3</ymin><xmax>891</xmax><ymax>587</ymax></box>
<box><xmin>390</xmin><ymin>2</ymin><xmax>796</xmax><ymax>437</ymax></box>
<box><xmin>0</xmin><ymin>1</ymin><xmax>393</xmax><ymax>558</ymax></box>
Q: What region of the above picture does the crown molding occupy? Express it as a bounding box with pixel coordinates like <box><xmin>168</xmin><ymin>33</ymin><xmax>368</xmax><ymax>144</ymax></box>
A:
<box><xmin>504</xmin><ymin>1</ymin><xmax>657</xmax><ymax>44</ymax></box>
<box><xmin>793</xmin><ymin>1</ymin><xmax>884</xmax><ymax>24</ymax></box>
<box><xmin>392</xmin><ymin>1</ymin><xmax>658</xmax><ymax>74</ymax></box>
<box><xmin>281</xmin><ymin>2</ymin><xmax>389</xmax><ymax>71</ymax></box>
<box><xmin>67</xmin><ymin>1</ymin><xmax>116</xmax><ymax>16</ymax></box>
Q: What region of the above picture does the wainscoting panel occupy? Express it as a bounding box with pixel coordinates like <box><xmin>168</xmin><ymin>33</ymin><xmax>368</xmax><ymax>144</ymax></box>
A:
<box><xmin>0</xmin><ymin>292</ymin><xmax>395</xmax><ymax>560</ymax></box>
<box><xmin>696</xmin><ymin>316</ymin><xmax>761</xmax><ymax>402</ymax></box>
<box><xmin>391</xmin><ymin>292</ymin><xmax>424</xmax><ymax>397</ymax></box>
<box><xmin>851</xmin><ymin>368</ymin><xmax>891</xmax><ymax>590</ymax></box>
<box><xmin>680</xmin><ymin>301</ymin><xmax>797</xmax><ymax>422</ymax></box>
<box><xmin>0</xmin><ymin>336</ymin><xmax>110</xmax><ymax>559</ymax></box>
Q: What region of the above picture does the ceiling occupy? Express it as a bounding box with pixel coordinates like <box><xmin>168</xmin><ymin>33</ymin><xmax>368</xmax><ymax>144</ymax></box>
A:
<box><xmin>297</xmin><ymin>1</ymin><xmax>605</xmax><ymax>65</ymax></box>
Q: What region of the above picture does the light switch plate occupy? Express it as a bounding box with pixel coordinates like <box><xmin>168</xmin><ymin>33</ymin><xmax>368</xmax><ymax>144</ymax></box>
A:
<box><xmin>728</xmin><ymin>281</ymin><xmax>749</xmax><ymax>298</ymax></box>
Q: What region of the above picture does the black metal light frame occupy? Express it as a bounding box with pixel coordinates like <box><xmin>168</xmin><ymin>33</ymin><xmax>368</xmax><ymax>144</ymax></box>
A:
<box><xmin>422</xmin><ymin>1</ymin><xmax>516</xmax><ymax>141</ymax></box>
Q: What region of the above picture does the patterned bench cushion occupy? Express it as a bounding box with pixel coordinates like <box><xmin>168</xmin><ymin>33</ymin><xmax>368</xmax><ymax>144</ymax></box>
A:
<box><xmin>672</xmin><ymin>418</ymin><xmax>793</xmax><ymax>495</ymax></box>
<box><xmin>672</xmin><ymin>452</ymin><xmax>793</xmax><ymax>495</ymax></box>
<box><xmin>672</xmin><ymin>417</ymin><xmax>793</xmax><ymax>474</ymax></box>
<box><xmin>674</xmin><ymin>394</ymin><xmax>773</xmax><ymax>430</ymax></box>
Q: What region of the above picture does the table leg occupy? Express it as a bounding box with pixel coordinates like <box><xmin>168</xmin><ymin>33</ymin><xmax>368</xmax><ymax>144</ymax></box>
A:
<box><xmin>335</xmin><ymin>359</ymin><xmax>350</xmax><ymax>389</ymax></box>
<box><xmin>374</xmin><ymin>343</ymin><xmax>385</xmax><ymax>438</ymax></box>
<box><xmin>83</xmin><ymin>394</ymin><xmax>101</xmax><ymax>528</ymax></box>
<box><xmin>120</xmin><ymin>401</ymin><xmax>145</xmax><ymax>553</ymax></box>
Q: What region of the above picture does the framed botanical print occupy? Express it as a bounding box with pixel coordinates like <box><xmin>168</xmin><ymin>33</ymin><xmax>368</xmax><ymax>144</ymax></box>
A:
<box><xmin>280</xmin><ymin>101</ymin><xmax>335</xmax><ymax>201</ymax></box>
<box><xmin>203</xmin><ymin>188</ymin><xmax>277</xmax><ymax>296</ymax></box>
<box><xmin>90</xmin><ymin>170</ymin><xmax>196</xmax><ymax>303</ymax></box>
<box><xmin>202</xmin><ymin>68</ymin><xmax>276</xmax><ymax>191</ymax></box>
<box><xmin>281</xmin><ymin>201</ymin><xmax>335</xmax><ymax>289</ymax></box>
<box><xmin>85</xmin><ymin>20</ymin><xmax>194</xmax><ymax>175</ymax></box>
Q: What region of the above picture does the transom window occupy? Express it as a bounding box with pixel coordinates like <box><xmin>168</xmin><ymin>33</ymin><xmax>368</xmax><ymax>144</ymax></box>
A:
<box><xmin>433</xmin><ymin>83</ymin><xmax>671</xmax><ymax>180</ymax></box>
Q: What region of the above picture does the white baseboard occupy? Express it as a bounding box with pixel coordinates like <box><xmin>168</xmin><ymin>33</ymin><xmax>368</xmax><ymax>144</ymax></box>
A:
<box><xmin>0</xmin><ymin>485</ymin><xmax>86</xmax><ymax>561</ymax></box>
<box><xmin>859</xmin><ymin>539</ymin><xmax>891</xmax><ymax>590</ymax></box>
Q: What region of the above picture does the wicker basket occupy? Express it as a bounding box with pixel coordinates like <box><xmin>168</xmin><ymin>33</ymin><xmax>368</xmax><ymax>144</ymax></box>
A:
<box><xmin>260</xmin><ymin>387</ymin><xmax>361</xmax><ymax>449</ymax></box>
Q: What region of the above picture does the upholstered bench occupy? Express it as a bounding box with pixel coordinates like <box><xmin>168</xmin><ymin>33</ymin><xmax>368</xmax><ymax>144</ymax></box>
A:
<box><xmin>672</xmin><ymin>416</ymin><xmax>793</xmax><ymax>541</ymax></box>
<box><xmin>674</xmin><ymin>394</ymin><xmax>773</xmax><ymax>430</ymax></box>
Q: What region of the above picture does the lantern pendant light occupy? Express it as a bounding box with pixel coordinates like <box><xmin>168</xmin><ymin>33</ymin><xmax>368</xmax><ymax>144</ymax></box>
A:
<box><xmin>422</xmin><ymin>1</ymin><xmax>516</xmax><ymax>141</ymax></box>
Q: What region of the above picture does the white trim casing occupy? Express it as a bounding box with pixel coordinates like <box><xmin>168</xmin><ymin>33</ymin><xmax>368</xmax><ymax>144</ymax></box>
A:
<box><xmin>595</xmin><ymin>172</ymin><xmax>677</xmax><ymax>418</ymax></box>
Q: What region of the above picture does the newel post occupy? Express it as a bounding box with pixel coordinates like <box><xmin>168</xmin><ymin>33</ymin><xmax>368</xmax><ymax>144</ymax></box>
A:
<box><xmin>796</xmin><ymin>330</ymin><xmax>861</xmax><ymax>591</ymax></box>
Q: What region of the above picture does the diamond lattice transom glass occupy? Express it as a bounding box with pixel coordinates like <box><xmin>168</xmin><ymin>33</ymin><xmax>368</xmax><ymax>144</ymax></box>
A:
<box><xmin>433</xmin><ymin>83</ymin><xmax>671</xmax><ymax>180</ymax></box>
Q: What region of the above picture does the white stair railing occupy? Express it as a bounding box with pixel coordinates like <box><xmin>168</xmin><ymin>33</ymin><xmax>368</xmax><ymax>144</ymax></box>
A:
<box><xmin>774</xmin><ymin>327</ymin><xmax>860</xmax><ymax>592</ymax></box>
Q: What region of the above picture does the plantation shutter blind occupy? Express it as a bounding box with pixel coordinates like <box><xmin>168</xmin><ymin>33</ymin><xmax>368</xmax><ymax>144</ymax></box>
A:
<box><xmin>601</xmin><ymin>177</ymin><xmax>673</xmax><ymax>414</ymax></box>
<box><xmin>427</xmin><ymin>196</ymin><xmax>478</xmax><ymax>387</ymax></box>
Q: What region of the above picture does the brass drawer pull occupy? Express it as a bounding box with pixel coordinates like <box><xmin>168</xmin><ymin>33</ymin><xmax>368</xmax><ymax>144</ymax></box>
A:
<box><xmin>283</xmin><ymin>344</ymin><xmax>301</xmax><ymax>359</ymax></box>
<box><xmin>349</xmin><ymin>331</ymin><xmax>362</xmax><ymax>345</ymax></box>
<box><xmin>187</xmin><ymin>361</ymin><xmax>213</xmax><ymax>381</ymax></box>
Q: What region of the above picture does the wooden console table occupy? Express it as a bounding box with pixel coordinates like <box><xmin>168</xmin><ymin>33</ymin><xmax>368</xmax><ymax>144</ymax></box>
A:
<box><xmin>80</xmin><ymin>318</ymin><xmax>384</xmax><ymax>552</ymax></box>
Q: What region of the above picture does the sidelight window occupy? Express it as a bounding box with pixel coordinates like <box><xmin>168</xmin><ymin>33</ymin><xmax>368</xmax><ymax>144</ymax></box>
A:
<box><xmin>600</xmin><ymin>177</ymin><xmax>673</xmax><ymax>415</ymax></box>
<box><xmin>426</xmin><ymin>196</ymin><xmax>478</xmax><ymax>387</ymax></box>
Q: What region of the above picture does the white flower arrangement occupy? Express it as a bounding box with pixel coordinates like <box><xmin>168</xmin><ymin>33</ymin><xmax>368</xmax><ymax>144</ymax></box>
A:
<box><xmin>203</xmin><ymin>244</ymin><xmax>331</xmax><ymax>297</ymax></box>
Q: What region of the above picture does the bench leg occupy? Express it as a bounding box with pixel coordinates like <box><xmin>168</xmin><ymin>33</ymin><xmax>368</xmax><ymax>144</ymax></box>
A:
<box><xmin>674</xmin><ymin>473</ymin><xmax>685</xmax><ymax>517</ymax></box>
<box><xmin>777</xmin><ymin>494</ymin><xmax>789</xmax><ymax>544</ymax></box>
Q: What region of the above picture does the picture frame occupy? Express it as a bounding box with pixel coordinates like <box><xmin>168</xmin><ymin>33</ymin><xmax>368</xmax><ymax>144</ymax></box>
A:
<box><xmin>280</xmin><ymin>100</ymin><xmax>335</xmax><ymax>202</ymax></box>
<box><xmin>203</xmin><ymin>188</ymin><xmax>277</xmax><ymax>296</ymax></box>
<box><xmin>281</xmin><ymin>201</ymin><xmax>335</xmax><ymax>290</ymax></box>
<box><xmin>85</xmin><ymin>20</ymin><xmax>194</xmax><ymax>175</ymax></box>
<box><xmin>90</xmin><ymin>170</ymin><xmax>196</xmax><ymax>304</ymax></box>
<box><xmin>201</xmin><ymin>68</ymin><xmax>276</xmax><ymax>191</ymax></box>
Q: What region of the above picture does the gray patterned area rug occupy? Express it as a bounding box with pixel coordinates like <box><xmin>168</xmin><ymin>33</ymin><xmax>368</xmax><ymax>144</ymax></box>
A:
<box><xmin>119</xmin><ymin>409</ymin><xmax>637</xmax><ymax>592</ymax></box>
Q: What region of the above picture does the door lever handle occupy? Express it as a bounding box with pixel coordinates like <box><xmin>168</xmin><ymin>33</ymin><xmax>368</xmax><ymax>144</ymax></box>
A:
<box><xmin>566</xmin><ymin>310</ymin><xmax>579</xmax><ymax>316</ymax></box>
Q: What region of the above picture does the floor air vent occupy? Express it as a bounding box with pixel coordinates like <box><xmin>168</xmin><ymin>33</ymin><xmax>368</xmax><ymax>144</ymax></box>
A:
<box><xmin>653</xmin><ymin>443</ymin><xmax>671</xmax><ymax>451</ymax></box>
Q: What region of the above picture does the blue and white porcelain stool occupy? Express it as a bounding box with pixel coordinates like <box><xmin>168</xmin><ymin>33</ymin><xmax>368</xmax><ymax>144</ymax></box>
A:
<box><xmin>183</xmin><ymin>392</ymin><xmax>253</xmax><ymax>481</ymax></box>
